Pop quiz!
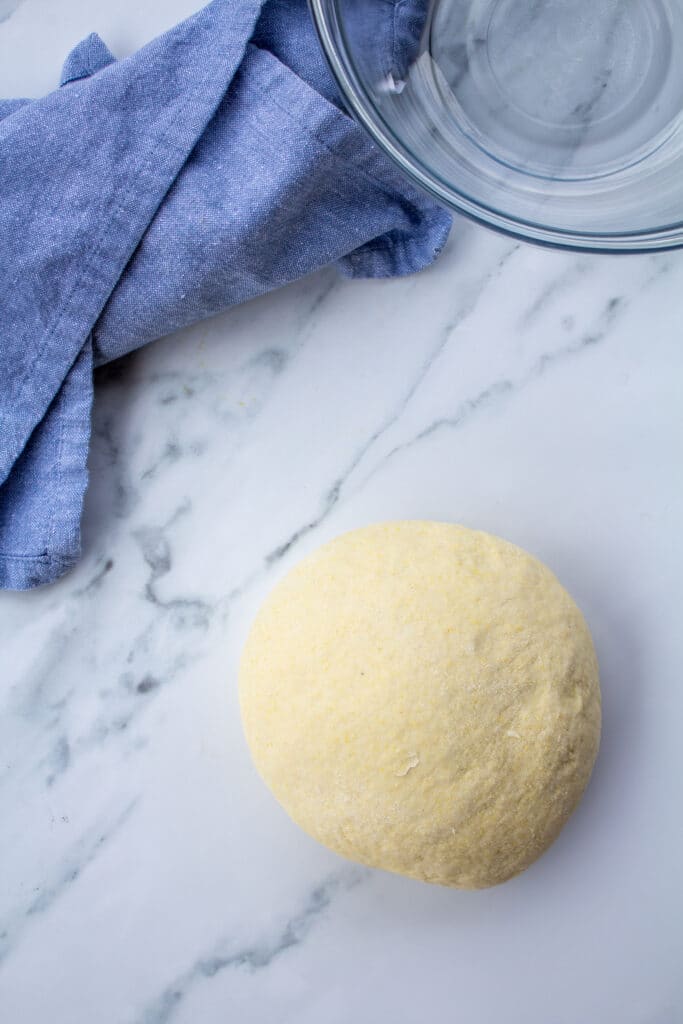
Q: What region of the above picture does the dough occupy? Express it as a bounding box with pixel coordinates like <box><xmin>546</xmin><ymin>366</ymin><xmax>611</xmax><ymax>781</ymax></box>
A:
<box><xmin>239</xmin><ymin>522</ymin><xmax>601</xmax><ymax>888</ymax></box>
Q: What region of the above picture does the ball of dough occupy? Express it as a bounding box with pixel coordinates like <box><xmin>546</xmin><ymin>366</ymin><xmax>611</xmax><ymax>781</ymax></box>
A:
<box><xmin>239</xmin><ymin>522</ymin><xmax>601</xmax><ymax>889</ymax></box>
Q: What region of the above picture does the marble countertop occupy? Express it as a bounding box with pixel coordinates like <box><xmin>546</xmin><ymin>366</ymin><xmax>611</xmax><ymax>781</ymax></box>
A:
<box><xmin>2</xmin><ymin>3</ymin><xmax>683</xmax><ymax>1022</ymax></box>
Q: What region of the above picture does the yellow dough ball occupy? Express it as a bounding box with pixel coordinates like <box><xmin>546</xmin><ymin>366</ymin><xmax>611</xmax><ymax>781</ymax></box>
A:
<box><xmin>239</xmin><ymin>521</ymin><xmax>601</xmax><ymax>889</ymax></box>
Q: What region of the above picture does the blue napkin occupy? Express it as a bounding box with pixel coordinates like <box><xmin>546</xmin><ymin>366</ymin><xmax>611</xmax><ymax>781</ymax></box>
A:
<box><xmin>0</xmin><ymin>0</ymin><xmax>450</xmax><ymax>590</ymax></box>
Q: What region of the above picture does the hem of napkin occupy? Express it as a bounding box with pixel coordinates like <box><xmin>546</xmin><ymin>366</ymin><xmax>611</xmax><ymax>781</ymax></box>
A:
<box><xmin>0</xmin><ymin>340</ymin><xmax>92</xmax><ymax>590</ymax></box>
<box><xmin>246</xmin><ymin>43</ymin><xmax>451</xmax><ymax>277</ymax></box>
<box><xmin>0</xmin><ymin>551</ymin><xmax>76</xmax><ymax>590</ymax></box>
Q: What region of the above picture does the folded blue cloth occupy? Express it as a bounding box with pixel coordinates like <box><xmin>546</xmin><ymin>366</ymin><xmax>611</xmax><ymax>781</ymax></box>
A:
<box><xmin>0</xmin><ymin>0</ymin><xmax>451</xmax><ymax>590</ymax></box>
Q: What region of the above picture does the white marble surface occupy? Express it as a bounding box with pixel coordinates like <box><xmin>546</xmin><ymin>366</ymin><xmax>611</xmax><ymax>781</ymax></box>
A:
<box><xmin>2</xmin><ymin>3</ymin><xmax>683</xmax><ymax>1022</ymax></box>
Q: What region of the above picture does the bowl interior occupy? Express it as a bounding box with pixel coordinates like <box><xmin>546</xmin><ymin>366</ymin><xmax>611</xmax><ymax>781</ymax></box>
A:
<box><xmin>311</xmin><ymin>0</ymin><xmax>683</xmax><ymax>250</ymax></box>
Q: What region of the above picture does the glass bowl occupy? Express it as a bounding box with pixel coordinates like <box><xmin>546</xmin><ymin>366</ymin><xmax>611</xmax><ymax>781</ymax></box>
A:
<box><xmin>309</xmin><ymin>0</ymin><xmax>683</xmax><ymax>251</ymax></box>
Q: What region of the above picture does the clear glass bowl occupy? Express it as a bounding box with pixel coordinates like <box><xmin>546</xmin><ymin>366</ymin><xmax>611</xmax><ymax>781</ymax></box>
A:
<box><xmin>309</xmin><ymin>0</ymin><xmax>683</xmax><ymax>250</ymax></box>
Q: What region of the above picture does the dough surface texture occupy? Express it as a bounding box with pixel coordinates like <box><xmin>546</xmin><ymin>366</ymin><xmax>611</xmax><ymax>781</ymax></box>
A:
<box><xmin>239</xmin><ymin>521</ymin><xmax>601</xmax><ymax>888</ymax></box>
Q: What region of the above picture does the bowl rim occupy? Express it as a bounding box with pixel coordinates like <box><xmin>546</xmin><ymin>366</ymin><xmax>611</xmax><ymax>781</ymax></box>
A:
<box><xmin>308</xmin><ymin>0</ymin><xmax>683</xmax><ymax>253</ymax></box>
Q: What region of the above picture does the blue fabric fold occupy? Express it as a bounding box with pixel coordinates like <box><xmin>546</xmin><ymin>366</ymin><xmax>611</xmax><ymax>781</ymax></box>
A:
<box><xmin>0</xmin><ymin>0</ymin><xmax>451</xmax><ymax>589</ymax></box>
